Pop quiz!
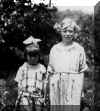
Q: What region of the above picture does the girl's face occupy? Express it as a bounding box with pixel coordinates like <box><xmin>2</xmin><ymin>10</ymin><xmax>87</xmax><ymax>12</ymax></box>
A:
<box><xmin>26</xmin><ymin>52</ymin><xmax>39</xmax><ymax>65</ymax></box>
<box><xmin>61</xmin><ymin>26</ymin><xmax>74</xmax><ymax>43</ymax></box>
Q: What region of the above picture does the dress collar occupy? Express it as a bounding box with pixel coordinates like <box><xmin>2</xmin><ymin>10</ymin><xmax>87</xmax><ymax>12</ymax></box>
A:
<box><xmin>60</xmin><ymin>42</ymin><xmax>75</xmax><ymax>51</ymax></box>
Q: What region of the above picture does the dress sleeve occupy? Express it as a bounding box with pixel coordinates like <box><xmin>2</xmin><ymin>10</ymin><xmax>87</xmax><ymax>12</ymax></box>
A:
<box><xmin>15</xmin><ymin>67</ymin><xmax>23</xmax><ymax>83</ymax></box>
<box><xmin>49</xmin><ymin>47</ymin><xmax>55</xmax><ymax>66</ymax></box>
<box><xmin>47</xmin><ymin>47</ymin><xmax>55</xmax><ymax>73</ymax></box>
<box><xmin>79</xmin><ymin>48</ymin><xmax>88</xmax><ymax>72</ymax></box>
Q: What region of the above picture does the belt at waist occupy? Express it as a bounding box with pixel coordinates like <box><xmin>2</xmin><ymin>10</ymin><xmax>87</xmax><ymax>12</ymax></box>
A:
<box><xmin>52</xmin><ymin>72</ymin><xmax>80</xmax><ymax>75</ymax></box>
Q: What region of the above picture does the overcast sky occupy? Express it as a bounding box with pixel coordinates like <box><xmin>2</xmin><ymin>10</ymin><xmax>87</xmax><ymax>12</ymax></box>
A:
<box><xmin>32</xmin><ymin>0</ymin><xmax>99</xmax><ymax>14</ymax></box>
<box><xmin>54</xmin><ymin>0</ymin><xmax>99</xmax><ymax>14</ymax></box>
<box><xmin>52</xmin><ymin>0</ymin><xmax>98</xmax><ymax>6</ymax></box>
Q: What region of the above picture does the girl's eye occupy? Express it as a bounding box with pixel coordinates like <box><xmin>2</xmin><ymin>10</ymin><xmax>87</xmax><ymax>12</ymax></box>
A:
<box><xmin>68</xmin><ymin>30</ymin><xmax>73</xmax><ymax>33</ymax></box>
<box><xmin>62</xmin><ymin>30</ymin><xmax>73</xmax><ymax>33</ymax></box>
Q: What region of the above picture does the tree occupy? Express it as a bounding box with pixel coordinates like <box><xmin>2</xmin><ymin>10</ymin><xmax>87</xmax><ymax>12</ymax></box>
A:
<box><xmin>0</xmin><ymin>0</ymin><xmax>58</xmax><ymax>72</ymax></box>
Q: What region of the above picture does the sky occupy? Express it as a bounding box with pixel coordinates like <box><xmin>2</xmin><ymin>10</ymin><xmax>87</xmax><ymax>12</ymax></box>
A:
<box><xmin>53</xmin><ymin>0</ymin><xmax>99</xmax><ymax>14</ymax></box>
<box><xmin>32</xmin><ymin>0</ymin><xmax>99</xmax><ymax>14</ymax></box>
<box><xmin>52</xmin><ymin>0</ymin><xmax>98</xmax><ymax>6</ymax></box>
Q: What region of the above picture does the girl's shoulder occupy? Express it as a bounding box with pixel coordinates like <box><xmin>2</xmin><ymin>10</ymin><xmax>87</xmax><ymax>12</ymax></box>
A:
<box><xmin>19</xmin><ymin>62</ymin><xmax>28</xmax><ymax>71</ymax></box>
<box><xmin>73</xmin><ymin>42</ymin><xmax>84</xmax><ymax>52</ymax></box>
<box><xmin>52</xmin><ymin>42</ymin><xmax>62</xmax><ymax>48</ymax></box>
<box><xmin>50</xmin><ymin>42</ymin><xmax>62</xmax><ymax>52</ymax></box>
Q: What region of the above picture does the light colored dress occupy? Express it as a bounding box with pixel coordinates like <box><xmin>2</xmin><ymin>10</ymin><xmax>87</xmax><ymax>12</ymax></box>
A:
<box><xmin>48</xmin><ymin>42</ymin><xmax>88</xmax><ymax>107</ymax></box>
<box><xmin>15</xmin><ymin>62</ymin><xmax>46</xmax><ymax>106</ymax></box>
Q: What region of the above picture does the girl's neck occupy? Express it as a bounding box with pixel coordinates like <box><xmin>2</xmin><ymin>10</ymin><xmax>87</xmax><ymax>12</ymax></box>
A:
<box><xmin>61</xmin><ymin>41</ymin><xmax>73</xmax><ymax>46</ymax></box>
<box><xmin>27</xmin><ymin>63</ymin><xmax>39</xmax><ymax>67</ymax></box>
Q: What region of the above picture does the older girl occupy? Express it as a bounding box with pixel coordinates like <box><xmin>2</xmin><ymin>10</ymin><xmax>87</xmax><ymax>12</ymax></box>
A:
<box><xmin>48</xmin><ymin>18</ymin><xmax>88</xmax><ymax>111</ymax></box>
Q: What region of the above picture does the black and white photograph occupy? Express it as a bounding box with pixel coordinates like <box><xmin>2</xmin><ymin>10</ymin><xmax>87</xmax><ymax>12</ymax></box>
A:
<box><xmin>0</xmin><ymin>0</ymin><xmax>96</xmax><ymax>111</ymax></box>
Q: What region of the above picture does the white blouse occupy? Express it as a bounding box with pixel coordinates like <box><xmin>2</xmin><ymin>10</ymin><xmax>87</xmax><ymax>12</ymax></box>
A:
<box><xmin>49</xmin><ymin>42</ymin><xmax>88</xmax><ymax>73</ymax></box>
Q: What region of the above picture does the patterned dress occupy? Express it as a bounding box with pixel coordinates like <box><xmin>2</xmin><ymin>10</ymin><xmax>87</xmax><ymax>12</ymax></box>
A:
<box><xmin>15</xmin><ymin>62</ymin><xmax>46</xmax><ymax>110</ymax></box>
<box><xmin>48</xmin><ymin>42</ymin><xmax>88</xmax><ymax>110</ymax></box>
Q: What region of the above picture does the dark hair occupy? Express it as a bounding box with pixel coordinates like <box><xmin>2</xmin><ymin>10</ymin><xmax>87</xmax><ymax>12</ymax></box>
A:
<box><xmin>24</xmin><ymin>48</ymin><xmax>40</xmax><ymax>60</ymax></box>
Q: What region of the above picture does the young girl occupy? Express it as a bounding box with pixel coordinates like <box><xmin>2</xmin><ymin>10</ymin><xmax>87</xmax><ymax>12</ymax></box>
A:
<box><xmin>48</xmin><ymin>18</ymin><xmax>88</xmax><ymax>111</ymax></box>
<box><xmin>15</xmin><ymin>37</ymin><xmax>46</xmax><ymax>111</ymax></box>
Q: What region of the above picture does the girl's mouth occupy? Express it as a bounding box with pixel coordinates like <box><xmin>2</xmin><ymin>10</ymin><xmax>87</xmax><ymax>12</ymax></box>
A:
<box><xmin>64</xmin><ymin>36</ymin><xmax>72</xmax><ymax>39</ymax></box>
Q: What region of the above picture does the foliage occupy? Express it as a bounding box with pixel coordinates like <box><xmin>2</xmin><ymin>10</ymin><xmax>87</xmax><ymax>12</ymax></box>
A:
<box><xmin>0</xmin><ymin>0</ymin><xmax>59</xmax><ymax>71</ymax></box>
<box><xmin>75</xmin><ymin>13</ymin><xmax>94</xmax><ymax>78</ymax></box>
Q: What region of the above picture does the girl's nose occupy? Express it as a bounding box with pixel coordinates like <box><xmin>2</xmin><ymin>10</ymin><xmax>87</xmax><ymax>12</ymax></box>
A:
<box><xmin>66</xmin><ymin>31</ymin><xmax>71</xmax><ymax>36</ymax></box>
